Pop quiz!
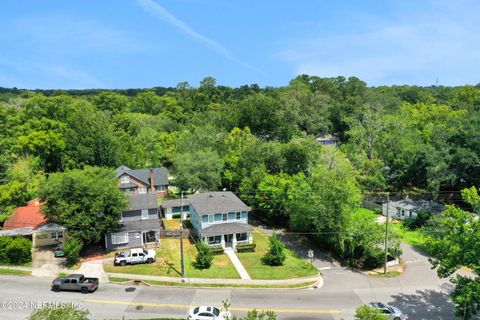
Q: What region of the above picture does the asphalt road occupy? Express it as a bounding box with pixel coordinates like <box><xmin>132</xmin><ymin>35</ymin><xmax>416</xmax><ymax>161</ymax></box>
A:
<box><xmin>0</xmin><ymin>244</ymin><xmax>459</xmax><ymax>320</ymax></box>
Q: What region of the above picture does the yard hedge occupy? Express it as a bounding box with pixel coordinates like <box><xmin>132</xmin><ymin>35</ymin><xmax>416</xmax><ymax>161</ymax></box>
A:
<box><xmin>0</xmin><ymin>237</ymin><xmax>32</xmax><ymax>265</ymax></box>
<box><xmin>236</xmin><ymin>243</ymin><xmax>256</xmax><ymax>253</ymax></box>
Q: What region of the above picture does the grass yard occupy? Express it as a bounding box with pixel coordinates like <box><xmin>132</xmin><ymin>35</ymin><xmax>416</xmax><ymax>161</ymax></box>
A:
<box><xmin>0</xmin><ymin>268</ymin><xmax>31</xmax><ymax>276</ymax></box>
<box><xmin>353</xmin><ymin>207</ymin><xmax>378</xmax><ymax>220</ymax></box>
<box><xmin>237</xmin><ymin>229</ymin><xmax>318</xmax><ymax>280</ymax></box>
<box><xmin>143</xmin><ymin>279</ymin><xmax>318</xmax><ymax>289</ymax></box>
<box><xmin>163</xmin><ymin>219</ymin><xmax>181</xmax><ymax>230</ymax></box>
<box><xmin>389</xmin><ymin>222</ymin><xmax>433</xmax><ymax>254</ymax></box>
<box><xmin>104</xmin><ymin>238</ymin><xmax>240</xmax><ymax>279</ymax></box>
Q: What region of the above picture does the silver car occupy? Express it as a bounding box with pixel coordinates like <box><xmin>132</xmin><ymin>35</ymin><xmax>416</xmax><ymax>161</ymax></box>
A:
<box><xmin>187</xmin><ymin>306</ymin><xmax>231</xmax><ymax>320</ymax></box>
<box><xmin>368</xmin><ymin>302</ymin><xmax>407</xmax><ymax>320</ymax></box>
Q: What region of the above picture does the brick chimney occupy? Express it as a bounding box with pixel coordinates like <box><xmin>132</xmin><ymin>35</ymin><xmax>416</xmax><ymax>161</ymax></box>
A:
<box><xmin>150</xmin><ymin>168</ymin><xmax>155</xmax><ymax>193</ymax></box>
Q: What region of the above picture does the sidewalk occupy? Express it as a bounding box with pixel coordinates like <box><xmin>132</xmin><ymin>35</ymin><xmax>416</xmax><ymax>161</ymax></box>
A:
<box><xmin>224</xmin><ymin>247</ymin><xmax>251</xmax><ymax>280</ymax></box>
<box><xmin>107</xmin><ymin>271</ymin><xmax>321</xmax><ymax>286</ymax></box>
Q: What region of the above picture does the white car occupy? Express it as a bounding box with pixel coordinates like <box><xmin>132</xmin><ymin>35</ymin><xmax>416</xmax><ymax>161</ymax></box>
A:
<box><xmin>368</xmin><ymin>302</ymin><xmax>408</xmax><ymax>320</ymax></box>
<box><xmin>187</xmin><ymin>306</ymin><xmax>231</xmax><ymax>320</ymax></box>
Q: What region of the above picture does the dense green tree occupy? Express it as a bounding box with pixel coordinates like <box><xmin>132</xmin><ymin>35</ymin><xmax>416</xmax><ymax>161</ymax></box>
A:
<box><xmin>262</xmin><ymin>233</ymin><xmax>286</xmax><ymax>266</ymax></box>
<box><xmin>194</xmin><ymin>241</ymin><xmax>213</xmax><ymax>269</ymax></box>
<box><xmin>354</xmin><ymin>305</ymin><xmax>388</xmax><ymax>320</ymax></box>
<box><xmin>173</xmin><ymin>149</ymin><xmax>223</xmax><ymax>193</ymax></box>
<box><xmin>40</xmin><ymin>166</ymin><xmax>128</xmax><ymax>244</ymax></box>
<box><xmin>429</xmin><ymin>187</ymin><xmax>480</xmax><ymax>319</ymax></box>
<box><xmin>91</xmin><ymin>91</ymin><xmax>130</xmax><ymax>114</ymax></box>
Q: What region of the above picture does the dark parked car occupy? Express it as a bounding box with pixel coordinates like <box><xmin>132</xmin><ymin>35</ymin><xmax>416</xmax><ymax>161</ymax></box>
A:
<box><xmin>51</xmin><ymin>274</ymin><xmax>99</xmax><ymax>294</ymax></box>
<box><xmin>54</xmin><ymin>243</ymin><xmax>65</xmax><ymax>258</ymax></box>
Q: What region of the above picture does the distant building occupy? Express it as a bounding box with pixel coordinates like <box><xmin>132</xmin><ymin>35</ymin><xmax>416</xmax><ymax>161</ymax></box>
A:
<box><xmin>315</xmin><ymin>134</ymin><xmax>340</xmax><ymax>146</ymax></box>
<box><xmin>382</xmin><ymin>198</ymin><xmax>444</xmax><ymax>220</ymax></box>
<box><xmin>161</xmin><ymin>199</ymin><xmax>189</xmax><ymax>220</ymax></box>
<box><xmin>115</xmin><ymin>165</ymin><xmax>169</xmax><ymax>198</ymax></box>
<box><xmin>0</xmin><ymin>198</ymin><xmax>65</xmax><ymax>247</ymax></box>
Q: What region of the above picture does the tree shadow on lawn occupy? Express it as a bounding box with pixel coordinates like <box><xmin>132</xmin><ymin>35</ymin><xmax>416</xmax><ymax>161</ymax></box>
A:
<box><xmin>388</xmin><ymin>283</ymin><xmax>455</xmax><ymax>320</ymax></box>
<box><xmin>277</xmin><ymin>233</ymin><xmax>337</xmax><ymax>266</ymax></box>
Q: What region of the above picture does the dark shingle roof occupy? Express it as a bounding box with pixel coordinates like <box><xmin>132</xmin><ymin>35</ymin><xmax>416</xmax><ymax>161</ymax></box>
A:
<box><xmin>161</xmin><ymin>199</ymin><xmax>190</xmax><ymax>209</ymax></box>
<box><xmin>116</xmin><ymin>166</ymin><xmax>169</xmax><ymax>187</ymax></box>
<box><xmin>119</xmin><ymin>219</ymin><xmax>161</xmax><ymax>232</ymax></box>
<box><xmin>127</xmin><ymin>194</ymin><xmax>159</xmax><ymax>211</ymax></box>
<box><xmin>187</xmin><ymin>192</ymin><xmax>250</xmax><ymax>215</ymax></box>
<box><xmin>119</xmin><ymin>183</ymin><xmax>138</xmax><ymax>189</ymax></box>
<box><xmin>199</xmin><ymin>222</ymin><xmax>252</xmax><ymax>237</ymax></box>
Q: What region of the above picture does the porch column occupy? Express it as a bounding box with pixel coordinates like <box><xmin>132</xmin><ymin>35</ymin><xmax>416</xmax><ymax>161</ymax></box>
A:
<box><xmin>221</xmin><ymin>234</ymin><xmax>225</xmax><ymax>248</ymax></box>
<box><xmin>232</xmin><ymin>233</ymin><xmax>237</xmax><ymax>249</ymax></box>
<box><xmin>248</xmin><ymin>232</ymin><xmax>253</xmax><ymax>244</ymax></box>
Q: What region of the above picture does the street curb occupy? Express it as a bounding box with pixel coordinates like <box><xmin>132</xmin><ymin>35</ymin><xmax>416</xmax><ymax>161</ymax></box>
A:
<box><xmin>108</xmin><ymin>276</ymin><xmax>323</xmax><ymax>290</ymax></box>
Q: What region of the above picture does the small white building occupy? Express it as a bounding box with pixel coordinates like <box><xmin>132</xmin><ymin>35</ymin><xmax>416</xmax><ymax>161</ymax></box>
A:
<box><xmin>160</xmin><ymin>199</ymin><xmax>189</xmax><ymax>220</ymax></box>
<box><xmin>315</xmin><ymin>134</ymin><xmax>340</xmax><ymax>146</ymax></box>
<box><xmin>382</xmin><ymin>199</ymin><xmax>444</xmax><ymax>220</ymax></box>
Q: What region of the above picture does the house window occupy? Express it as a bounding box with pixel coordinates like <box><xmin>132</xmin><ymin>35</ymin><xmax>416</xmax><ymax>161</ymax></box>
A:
<box><xmin>208</xmin><ymin>235</ymin><xmax>221</xmax><ymax>245</ymax></box>
<box><xmin>112</xmin><ymin>232</ymin><xmax>129</xmax><ymax>244</ymax></box>
<box><xmin>141</xmin><ymin>209</ymin><xmax>149</xmax><ymax>220</ymax></box>
<box><xmin>236</xmin><ymin>233</ymin><xmax>247</xmax><ymax>241</ymax></box>
<box><xmin>139</xmin><ymin>187</ymin><xmax>147</xmax><ymax>194</ymax></box>
<box><xmin>241</xmin><ymin>211</ymin><xmax>248</xmax><ymax>219</ymax></box>
<box><xmin>50</xmin><ymin>231</ymin><xmax>64</xmax><ymax>240</ymax></box>
<box><xmin>236</xmin><ymin>212</ymin><xmax>241</xmax><ymax>220</ymax></box>
<box><xmin>121</xmin><ymin>175</ymin><xmax>130</xmax><ymax>184</ymax></box>
<box><xmin>228</xmin><ymin>212</ymin><xmax>236</xmax><ymax>220</ymax></box>
<box><xmin>214</xmin><ymin>213</ymin><xmax>222</xmax><ymax>222</ymax></box>
<box><xmin>202</xmin><ymin>215</ymin><xmax>209</xmax><ymax>223</ymax></box>
<box><xmin>208</xmin><ymin>214</ymin><xmax>214</xmax><ymax>223</ymax></box>
<box><xmin>158</xmin><ymin>185</ymin><xmax>166</xmax><ymax>192</ymax></box>
<box><xmin>222</xmin><ymin>213</ymin><xmax>228</xmax><ymax>222</ymax></box>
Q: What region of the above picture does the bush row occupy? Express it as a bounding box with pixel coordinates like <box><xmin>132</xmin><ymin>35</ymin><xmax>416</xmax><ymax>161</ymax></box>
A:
<box><xmin>0</xmin><ymin>236</ymin><xmax>32</xmax><ymax>265</ymax></box>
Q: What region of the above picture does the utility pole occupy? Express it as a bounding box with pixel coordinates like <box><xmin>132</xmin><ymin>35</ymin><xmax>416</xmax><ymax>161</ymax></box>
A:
<box><xmin>180</xmin><ymin>190</ymin><xmax>185</xmax><ymax>278</ymax></box>
<box><xmin>384</xmin><ymin>193</ymin><xmax>390</xmax><ymax>275</ymax></box>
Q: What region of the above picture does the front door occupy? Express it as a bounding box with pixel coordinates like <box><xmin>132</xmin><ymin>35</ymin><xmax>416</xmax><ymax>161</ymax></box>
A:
<box><xmin>143</xmin><ymin>231</ymin><xmax>156</xmax><ymax>244</ymax></box>
<box><xmin>224</xmin><ymin>234</ymin><xmax>233</xmax><ymax>247</ymax></box>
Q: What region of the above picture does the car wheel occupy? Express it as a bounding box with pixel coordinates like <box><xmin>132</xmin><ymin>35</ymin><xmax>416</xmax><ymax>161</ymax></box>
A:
<box><xmin>81</xmin><ymin>287</ymin><xmax>89</xmax><ymax>294</ymax></box>
<box><xmin>53</xmin><ymin>285</ymin><xmax>61</xmax><ymax>292</ymax></box>
<box><xmin>393</xmin><ymin>317</ymin><xmax>401</xmax><ymax>320</ymax></box>
<box><xmin>146</xmin><ymin>258</ymin><xmax>153</xmax><ymax>264</ymax></box>
<box><xmin>120</xmin><ymin>261</ymin><xmax>126</xmax><ymax>266</ymax></box>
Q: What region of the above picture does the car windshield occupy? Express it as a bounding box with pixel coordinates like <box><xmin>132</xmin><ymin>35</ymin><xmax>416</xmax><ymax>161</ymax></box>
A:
<box><xmin>387</xmin><ymin>306</ymin><xmax>396</xmax><ymax>313</ymax></box>
<box><xmin>193</xmin><ymin>307</ymin><xmax>199</xmax><ymax>314</ymax></box>
<box><xmin>212</xmin><ymin>307</ymin><xmax>220</xmax><ymax>316</ymax></box>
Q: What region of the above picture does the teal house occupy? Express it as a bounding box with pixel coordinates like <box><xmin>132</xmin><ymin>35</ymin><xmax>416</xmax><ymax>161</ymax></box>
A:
<box><xmin>188</xmin><ymin>192</ymin><xmax>253</xmax><ymax>249</ymax></box>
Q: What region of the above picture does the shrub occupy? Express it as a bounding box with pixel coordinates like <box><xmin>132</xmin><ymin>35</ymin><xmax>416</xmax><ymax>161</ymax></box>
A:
<box><xmin>172</xmin><ymin>213</ymin><xmax>182</xmax><ymax>219</ymax></box>
<box><xmin>63</xmin><ymin>237</ymin><xmax>83</xmax><ymax>266</ymax></box>
<box><xmin>210</xmin><ymin>245</ymin><xmax>224</xmax><ymax>255</ymax></box>
<box><xmin>262</xmin><ymin>234</ymin><xmax>286</xmax><ymax>266</ymax></box>
<box><xmin>404</xmin><ymin>211</ymin><xmax>432</xmax><ymax>230</ymax></box>
<box><xmin>354</xmin><ymin>305</ymin><xmax>388</xmax><ymax>320</ymax></box>
<box><xmin>362</xmin><ymin>248</ymin><xmax>384</xmax><ymax>270</ymax></box>
<box><xmin>6</xmin><ymin>237</ymin><xmax>32</xmax><ymax>265</ymax></box>
<box><xmin>0</xmin><ymin>236</ymin><xmax>13</xmax><ymax>263</ymax></box>
<box><xmin>236</xmin><ymin>243</ymin><xmax>256</xmax><ymax>253</ymax></box>
<box><xmin>388</xmin><ymin>245</ymin><xmax>403</xmax><ymax>259</ymax></box>
<box><xmin>28</xmin><ymin>304</ymin><xmax>90</xmax><ymax>320</ymax></box>
<box><xmin>194</xmin><ymin>241</ymin><xmax>213</xmax><ymax>269</ymax></box>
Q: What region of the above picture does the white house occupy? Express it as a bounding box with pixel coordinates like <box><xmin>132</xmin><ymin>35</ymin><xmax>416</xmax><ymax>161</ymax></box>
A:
<box><xmin>382</xmin><ymin>199</ymin><xmax>444</xmax><ymax>220</ymax></box>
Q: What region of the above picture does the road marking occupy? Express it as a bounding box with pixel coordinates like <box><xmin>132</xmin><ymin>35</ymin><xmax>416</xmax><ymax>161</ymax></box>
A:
<box><xmin>318</xmin><ymin>267</ymin><xmax>331</xmax><ymax>270</ymax></box>
<box><xmin>82</xmin><ymin>299</ymin><xmax>342</xmax><ymax>314</ymax></box>
<box><xmin>404</xmin><ymin>259</ymin><xmax>423</xmax><ymax>264</ymax></box>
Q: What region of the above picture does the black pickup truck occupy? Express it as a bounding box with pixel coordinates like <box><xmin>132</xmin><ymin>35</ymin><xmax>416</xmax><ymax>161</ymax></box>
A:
<box><xmin>51</xmin><ymin>274</ymin><xmax>99</xmax><ymax>294</ymax></box>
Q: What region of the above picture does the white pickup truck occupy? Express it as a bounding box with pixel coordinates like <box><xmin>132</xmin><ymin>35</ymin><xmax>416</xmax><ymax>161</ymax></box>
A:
<box><xmin>114</xmin><ymin>248</ymin><xmax>156</xmax><ymax>266</ymax></box>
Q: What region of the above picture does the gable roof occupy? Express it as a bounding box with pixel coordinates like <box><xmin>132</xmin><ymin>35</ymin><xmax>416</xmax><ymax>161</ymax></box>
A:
<box><xmin>199</xmin><ymin>222</ymin><xmax>252</xmax><ymax>237</ymax></box>
<box><xmin>127</xmin><ymin>194</ymin><xmax>159</xmax><ymax>211</ymax></box>
<box><xmin>187</xmin><ymin>192</ymin><xmax>250</xmax><ymax>215</ymax></box>
<box><xmin>316</xmin><ymin>134</ymin><xmax>340</xmax><ymax>142</ymax></box>
<box><xmin>161</xmin><ymin>199</ymin><xmax>190</xmax><ymax>209</ymax></box>
<box><xmin>116</xmin><ymin>166</ymin><xmax>169</xmax><ymax>187</ymax></box>
<box><xmin>3</xmin><ymin>198</ymin><xmax>47</xmax><ymax>230</ymax></box>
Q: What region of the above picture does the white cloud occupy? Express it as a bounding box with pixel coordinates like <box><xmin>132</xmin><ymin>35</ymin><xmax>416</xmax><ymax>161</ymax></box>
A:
<box><xmin>277</xmin><ymin>1</ymin><xmax>480</xmax><ymax>86</ymax></box>
<box><xmin>135</xmin><ymin>0</ymin><xmax>262</xmax><ymax>73</ymax></box>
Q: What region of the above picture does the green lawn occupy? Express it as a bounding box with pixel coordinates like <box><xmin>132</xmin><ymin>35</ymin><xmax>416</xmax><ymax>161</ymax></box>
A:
<box><xmin>104</xmin><ymin>238</ymin><xmax>240</xmax><ymax>279</ymax></box>
<box><xmin>389</xmin><ymin>222</ymin><xmax>433</xmax><ymax>254</ymax></box>
<box><xmin>143</xmin><ymin>279</ymin><xmax>317</xmax><ymax>289</ymax></box>
<box><xmin>0</xmin><ymin>268</ymin><xmax>31</xmax><ymax>276</ymax></box>
<box><xmin>353</xmin><ymin>207</ymin><xmax>379</xmax><ymax>220</ymax></box>
<box><xmin>237</xmin><ymin>229</ymin><xmax>318</xmax><ymax>280</ymax></box>
<box><xmin>163</xmin><ymin>219</ymin><xmax>181</xmax><ymax>230</ymax></box>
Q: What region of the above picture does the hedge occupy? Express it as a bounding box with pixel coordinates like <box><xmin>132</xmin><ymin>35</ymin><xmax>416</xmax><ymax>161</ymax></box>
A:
<box><xmin>236</xmin><ymin>243</ymin><xmax>256</xmax><ymax>253</ymax></box>
<box><xmin>210</xmin><ymin>245</ymin><xmax>224</xmax><ymax>255</ymax></box>
<box><xmin>0</xmin><ymin>236</ymin><xmax>32</xmax><ymax>265</ymax></box>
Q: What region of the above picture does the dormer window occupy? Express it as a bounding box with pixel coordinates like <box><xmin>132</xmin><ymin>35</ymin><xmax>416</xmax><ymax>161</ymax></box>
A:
<box><xmin>121</xmin><ymin>175</ymin><xmax>130</xmax><ymax>184</ymax></box>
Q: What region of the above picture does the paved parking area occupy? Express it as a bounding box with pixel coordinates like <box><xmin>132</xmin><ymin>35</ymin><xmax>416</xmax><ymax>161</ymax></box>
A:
<box><xmin>31</xmin><ymin>246</ymin><xmax>65</xmax><ymax>277</ymax></box>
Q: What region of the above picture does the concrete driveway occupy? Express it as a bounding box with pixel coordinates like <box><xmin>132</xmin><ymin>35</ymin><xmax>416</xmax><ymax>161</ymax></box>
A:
<box><xmin>31</xmin><ymin>246</ymin><xmax>65</xmax><ymax>278</ymax></box>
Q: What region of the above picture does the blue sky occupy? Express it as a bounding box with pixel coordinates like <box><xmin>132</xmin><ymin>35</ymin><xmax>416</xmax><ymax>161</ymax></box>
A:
<box><xmin>0</xmin><ymin>0</ymin><xmax>479</xmax><ymax>89</ymax></box>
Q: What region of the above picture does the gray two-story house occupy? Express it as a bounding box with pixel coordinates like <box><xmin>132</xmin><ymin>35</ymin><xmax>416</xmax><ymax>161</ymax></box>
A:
<box><xmin>188</xmin><ymin>192</ymin><xmax>252</xmax><ymax>249</ymax></box>
<box><xmin>115</xmin><ymin>165</ymin><xmax>169</xmax><ymax>198</ymax></box>
<box><xmin>105</xmin><ymin>194</ymin><xmax>161</xmax><ymax>251</ymax></box>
